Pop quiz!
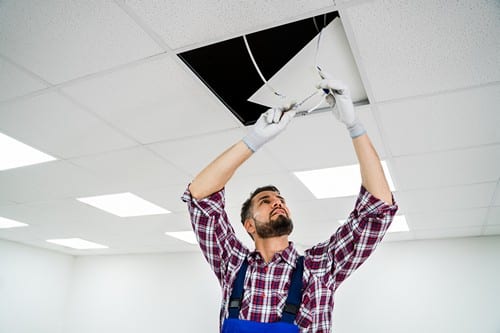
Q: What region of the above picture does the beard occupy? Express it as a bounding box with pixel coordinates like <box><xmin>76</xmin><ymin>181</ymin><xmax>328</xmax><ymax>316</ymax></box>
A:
<box><xmin>253</xmin><ymin>214</ymin><xmax>294</xmax><ymax>239</ymax></box>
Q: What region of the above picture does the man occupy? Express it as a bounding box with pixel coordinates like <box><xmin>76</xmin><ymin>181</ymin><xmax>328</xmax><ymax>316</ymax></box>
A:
<box><xmin>182</xmin><ymin>78</ymin><xmax>398</xmax><ymax>332</ymax></box>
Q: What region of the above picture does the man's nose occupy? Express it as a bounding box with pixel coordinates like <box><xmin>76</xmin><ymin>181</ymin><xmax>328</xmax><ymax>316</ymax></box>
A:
<box><xmin>272</xmin><ymin>199</ymin><xmax>282</xmax><ymax>207</ymax></box>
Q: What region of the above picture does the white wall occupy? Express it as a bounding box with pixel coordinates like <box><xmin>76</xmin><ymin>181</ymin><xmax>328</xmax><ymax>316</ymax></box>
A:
<box><xmin>0</xmin><ymin>239</ymin><xmax>74</xmax><ymax>333</ymax></box>
<box><xmin>63</xmin><ymin>251</ymin><xmax>221</xmax><ymax>333</ymax></box>
<box><xmin>2</xmin><ymin>236</ymin><xmax>499</xmax><ymax>332</ymax></box>
<box><xmin>333</xmin><ymin>236</ymin><xmax>500</xmax><ymax>332</ymax></box>
<box><xmin>63</xmin><ymin>236</ymin><xmax>500</xmax><ymax>333</ymax></box>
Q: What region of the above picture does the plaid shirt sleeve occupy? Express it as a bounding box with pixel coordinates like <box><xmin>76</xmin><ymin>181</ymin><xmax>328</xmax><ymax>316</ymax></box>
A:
<box><xmin>182</xmin><ymin>186</ymin><xmax>247</xmax><ymax>285</ymax></box>
<box><xmin>306</xmin><ymin>185</ymin><xmax>398</xmax><ymax>290</ymax></box>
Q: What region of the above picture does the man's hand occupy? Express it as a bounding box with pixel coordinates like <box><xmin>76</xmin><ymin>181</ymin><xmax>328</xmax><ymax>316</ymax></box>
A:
<box><xmin>243</xmin><ymin>107</ymin><xmax>296</xmax><ymax>152</ymax></box>
<box><xmin>317</xmin><ymin>79</ymin><xmax>366</xmax><ymax>139</ymax></box>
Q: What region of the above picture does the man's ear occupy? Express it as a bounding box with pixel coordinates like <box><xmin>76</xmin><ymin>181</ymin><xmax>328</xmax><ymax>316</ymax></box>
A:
<box><xmin>244</xmin><ymin>218</ymin><xmax>255</xmax><ymax>234</ymax></box>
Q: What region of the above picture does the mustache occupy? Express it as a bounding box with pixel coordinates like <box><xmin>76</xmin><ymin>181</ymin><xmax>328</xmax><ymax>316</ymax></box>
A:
<box><xmin>270</xmin><ymin>207</ymin><xmax>288</xmax><ymax>218</ymax></box>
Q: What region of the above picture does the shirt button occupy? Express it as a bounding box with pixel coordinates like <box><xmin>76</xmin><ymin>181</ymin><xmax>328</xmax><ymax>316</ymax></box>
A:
<box><xmin>263</xmin><ymin>266</ymin><xmax>268</xmax><ymax>273</ymax></box>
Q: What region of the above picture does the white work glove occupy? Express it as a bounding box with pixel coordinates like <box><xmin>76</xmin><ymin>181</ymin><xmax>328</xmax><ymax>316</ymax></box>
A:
<box><xmin>243</xmin><ymin>107</ymin><xmax>296</xmax><ymax>152</ymax></box>
<box><xmin>317</xmin><ymin>79</ymin><xmax>366</xmax><ymax>138</ymax></box>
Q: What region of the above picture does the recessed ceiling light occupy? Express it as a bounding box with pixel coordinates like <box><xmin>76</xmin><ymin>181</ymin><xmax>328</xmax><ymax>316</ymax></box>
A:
<box><xmin>46</xmin><ymin>238</ymin><xmax>108</xmax><ymax>249</ymax></box>
<box><xmin>77</xmin><ymin>192</ymin><xmax>171</xmax><ymax>217</ymax></box>
<box><xmin>0</xmin><ymin>217</ymin><xmax>29</xmax><ymax>229</ymax></box>
<box><xmin>338</xmin><ymin>215</ymin><xmax>409</xmax><ymax>233</ymax></box>
<box><xmin>0</xmin><ymin>132</ymin><xmax>56</xmax><ymax>171</ymax></box>
<box><xmin>294</xmin><ymin>161</ymin><xmax>395</xmax><ymax>199</ymax></box>
<box><xmin>165</xmin><ymin>231</ymin><xmax>197</xmax><ymax>245</ymax></box>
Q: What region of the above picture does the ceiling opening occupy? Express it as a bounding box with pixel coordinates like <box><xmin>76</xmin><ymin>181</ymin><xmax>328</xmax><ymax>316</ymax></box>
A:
<box><xmin>179</xmin><ymin>11</ymin><xmax>367</xmax><ymax>125</ymax></box>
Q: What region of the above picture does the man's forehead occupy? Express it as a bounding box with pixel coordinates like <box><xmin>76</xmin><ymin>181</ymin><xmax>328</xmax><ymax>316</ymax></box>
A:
<box><xmin>253</xmin><ymin>190</ymin><xmax>283</xmax><ymax>201</ymax></box>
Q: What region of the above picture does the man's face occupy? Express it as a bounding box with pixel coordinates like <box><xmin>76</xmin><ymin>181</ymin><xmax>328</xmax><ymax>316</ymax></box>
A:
<box><xmin>249</xmin><ymin>190</ymin><xmax>293</xmax><ymax>239</ymax></box>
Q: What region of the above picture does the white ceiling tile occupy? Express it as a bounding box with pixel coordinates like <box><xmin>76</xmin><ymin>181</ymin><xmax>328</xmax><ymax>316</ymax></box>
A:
<box><xmin>378</xmin><ymin>85</ymin><xmax>500</xmax><ymax>156</ymax></box>
<box><xmin>149</xmin><ymin>128</ymin><xmax>286</xmax><ymax>178</ymax></box>
<box><xmin>397</xmin><ymin>183</ymin><xmax>497</xmax><ymax>215</ymax></box>
<box><xmin>408</xmin><ymin>208</ymin><xmax>488</xmax><ymax>230</ymax></box>
<box><xmin>486</xmin><ymin>206</ymin><xmax>500</xmax><ymax>226</ymax></box>
<box><xmin>291</xmin><ymin>219</ymin><xmax>341</xmax><ymax>247</ymax></box>
<box><xmin>0</xmin><ymin>0</ymin><xmax>162</xmax><ymax>83</ymax></box>
<box><xmin>483</xmin><ymin>225</ymin><xmax>500</xmax><ymax>236</ymax></box>
<box><xmin>493</xmin><ymin>183</ymin><xmax>500</xmax><ymax>206</ymax></box>
<box><xmin>122</xmin><ymin>0</ymin><xmax>334</xmax><ymax>49</ymax></box>
<box><xmin>382</xmin><ymin>231</ymin><xmax>414</xmax><ymax>243</ymax></box>
<box><xmin>290</xmin><ymin>195</ymin><xmax>359</xmax><ymax>223</ymax></box>
<box><xmin>343</xmin><ymin>0</ymin><xmax>500</xmax><ymax>101</ymax></box>
<box><xmin>148</xmin><ymin>128</ymin><xmax>246</xmax><ymax>176</ymax></box>
<box><xmin>62</xmin><ymin>56</ymin><xmax>240</xmax><ymax>143</ymax></box>
<box><xmin>0</xmin><ymin>57</ymin><xmax>48</xmax><ymax>102</ymax></box>
<box><xmin>225</xmin><ymin>172</ymin><xmax>317</xmax><ymax>219</ymax></box>
<box><xmin>0</xmin><ymin>199</ymin><xmax>114</xmax><ymax>229</ymax></box>
<box><xmin>393</xmin><ymin>145</ymin><xmax>500</xmax><ymax>191</ymax></box>
<box><xmin>265</xmin><ymin>105</ymin><xmax>386</xmax><ymax>171</ymax></box>
<box><xmin>0</xmin><ymin>160</ymin><xmax>113</xmax><ymax>203</ymax></box>
<box><xmin>71</xmin><ymin>146</ymin><xmax>191</xmax><ymax>191</ymax></box>
<box><xmin>134</xmin><ymin>186</ymin><xmax>191</xmax><ymax>215</ymax></box>
<box><xmin>0</xmin><ymin>91</ymin><xmax>138</xmax><ymax>158</ymax></box>
<box><xmin>413</xmin><ymin>226</ymin><xmax>483</xmax><ymax>240</ymax></box>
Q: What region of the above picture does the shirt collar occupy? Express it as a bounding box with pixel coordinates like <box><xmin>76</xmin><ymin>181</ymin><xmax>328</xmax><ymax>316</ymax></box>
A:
<box><xmin>248</xmin><ymin>242</ymin><xmax>299</xmax><ymax>267</ymax></box>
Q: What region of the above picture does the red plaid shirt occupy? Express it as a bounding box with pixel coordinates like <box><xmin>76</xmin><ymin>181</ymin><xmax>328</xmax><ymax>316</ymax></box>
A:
<box><xmin>182</xmin><ymin>185</ymin><xmax>397</xmax><ymax>332</ymax></box>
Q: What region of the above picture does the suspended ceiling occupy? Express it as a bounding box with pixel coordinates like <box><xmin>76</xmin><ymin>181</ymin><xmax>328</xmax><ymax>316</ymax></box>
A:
<box><xmin>0</xmin><ymin>0</ymin><xmax>499</xmax><ymax>255</ymax></box>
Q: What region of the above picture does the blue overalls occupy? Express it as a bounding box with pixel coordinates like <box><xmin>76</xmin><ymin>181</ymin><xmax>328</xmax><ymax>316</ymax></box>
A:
<box><xmin>221</xmin><ymin>256</ymin><xmax>304</xmax><ymax>333</ymax></box>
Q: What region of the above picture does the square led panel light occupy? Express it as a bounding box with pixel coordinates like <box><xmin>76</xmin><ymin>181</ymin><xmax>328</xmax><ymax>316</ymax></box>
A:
<box><xmin>46</xmin><ymin>238</ymin><xmax>108</xmax><ymax>249</ymax></box>
<box><xmin>77</xmin><ymin>192</ymin><xmax>170</xmax><ymax>217</ymax></box>
<box><xmin>294</xmin><ymin>161</ymin><xmax>395</xmax><ymax>199</ymax></box>
<box><xmin>165</xmin><ymin>231</ymin><xmax>197</xmax><ymax>245</ymax></box>
<box><xmin>0</xmin><ymin>217</ymin><xmax>29</xmax><ymax>229</ymax></box>
<box><xmin>339</xmin><ymin>215</ymin><xmax>409</xmax><ymax>233</ymax></box>
<box><xmin>0</xmin><ymin>132</ymin><xmax>56</xmax><ymax>171</ymax></box>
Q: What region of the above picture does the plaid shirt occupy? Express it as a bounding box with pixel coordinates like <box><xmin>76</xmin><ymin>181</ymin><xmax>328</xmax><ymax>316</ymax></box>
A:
<box><xmin>182</xmin><ymin>185</ymin><xmax>397</xmax><ymax>332</ymax></box>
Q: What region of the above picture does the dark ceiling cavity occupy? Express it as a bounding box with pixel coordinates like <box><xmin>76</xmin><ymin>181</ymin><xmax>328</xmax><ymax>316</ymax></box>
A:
<box><xmin>179</xmin><ymin>11</ymin><xmax>339</xmax><ymax>126</ymax></box>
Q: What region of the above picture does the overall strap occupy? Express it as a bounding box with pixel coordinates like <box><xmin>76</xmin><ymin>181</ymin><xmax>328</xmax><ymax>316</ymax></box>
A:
<box><xmin>228</xmin><ymin>259</ymin><xmax>249</xmax><ymax>319</ymax></box>
<box><xmin>281</xmin><ymin>256</ymin><xmax>305</xmax><ymax>324</ymax></box>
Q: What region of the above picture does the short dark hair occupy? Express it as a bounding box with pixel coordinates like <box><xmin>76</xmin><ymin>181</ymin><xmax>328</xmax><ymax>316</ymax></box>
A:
<box><xmin>240</xmin><ymin>185</ymin><xmax>281</xmax><ymax>225</ymax></box>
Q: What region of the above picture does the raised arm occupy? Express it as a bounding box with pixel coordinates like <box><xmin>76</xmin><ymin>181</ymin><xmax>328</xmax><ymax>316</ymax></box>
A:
<box><xmin>318</xmin><ymin>79</ymin><xmax>393</xmax><ymax>204</ymax></box>
<box><xmin>189</xmin><ymin>108</ymin><xmax>296</xmax><ymax>200</ymax></box>
<box><xmin>189</xmin><ymin>141</ymin><xmax>252</xmax><ymax>199</ymax></box>
<box><xmin>352</xmin><ymin>134</ymin><xmax>392</xmax><ymax>204</ymax></box>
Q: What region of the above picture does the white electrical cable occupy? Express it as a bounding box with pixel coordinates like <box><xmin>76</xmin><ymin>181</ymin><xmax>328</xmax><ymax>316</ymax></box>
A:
<box><xmin>243</xmin><ymin>17</ymin><xmax>331</xmax><ymax>113</ymax></box>
<box><xmin>242</xmin><ymin>35</ymin><xmax>285</xmax><ymax>98</ymax></box>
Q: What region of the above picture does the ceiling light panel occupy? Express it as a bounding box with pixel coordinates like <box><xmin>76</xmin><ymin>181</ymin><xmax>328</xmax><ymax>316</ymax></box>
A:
<box><xmin>165</xmin><ymin>231</ymin><xmax>197</xmax><ymax>245</ymax></box>
<box><xmin>77</xmin><ymin>192</ymin><xmax>170</xmax><ymax>217</ymax></box>
<box><xmin>0</xmin><ymin>217</ymin><xmax>29</xmax><ymax>229</ymax></box>
<box><xmin>0</xmin><ymin>132</ymin><xmax>56</xmax><ymax>171</ymax></box>
<box><xmin>294</xmin><ymin>161</ymin><xmax>395</xmax><ymax>199</ymax></box>
<box><xmin>46</xmin><ymin>238</ymin><xmax>108</xmax><ymax>250</ymax></box>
